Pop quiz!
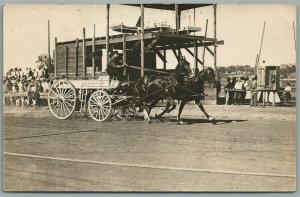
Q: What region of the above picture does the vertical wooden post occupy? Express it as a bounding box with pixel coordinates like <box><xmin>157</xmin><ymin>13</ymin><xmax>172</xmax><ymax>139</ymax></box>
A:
<box><xmin>213</xmin><ymin>4</ymin><xmax>217</xmax><ymax>73</ymax></box>
<box><xmin>193</xmin><ymin>8</ymin><xmax>196</xmax><ymax>34</ymax></box>
<box><xmin>163</xmin><ymin>49</ymin><xmax>166</xmax><ymax>70</ymax></box>
<box><xmin>83</xmin><ymin>28</ymin><xmax>86</xmax><ymax>78</ymax></box>
<box><xmin>272</xmin><ymin>90</ymin><xmax>275</xmax><ymax>107</ymax></box>
<box><xmin>123</xmin><ymin>35</ymin><xmax>127</xmax><ymax>64</ymax></box>
<box><xmin>48</xmin><ymin>20</ymin><xmax>51</xmax><ymax>60</ymax></box>
<box><xmin>175</xmin><ymin>4</ymin><xmax>179</xmax><ymax>34</ymax></box>
<box><xmin>262</xmin><ymin>91</ymin><xmax>265</xmax><ymax>107</ymax></box>
<box><xmin>257</xmin><ymin>21</ymin><xmax>266</xmax><ymax>69</ymax></box>
<box><xmin>293</xmin><ymin>21</ymin><xmax>296</xmax><ymax>52</ymax></box>
<box><xmin>194</xmin><ymin>41</ymin><xmax>198</xmax><ymax>72</ymax></box>
<box><xmin>202</xmin><ymin>19</ymin><xmax>208</xmax><ymax>71</ymax></box>
<box><xmin>105</xmin><ymin>4</ymin><xmax>110</xmax><ymax>72</ymax></box>
<box><xmin>92</xmin><ymin>24</ymin><xmax>95</xmax><ymax>79</ymax></box>
<box><xmin>65</xmin><ymin>46</ymin><xmax>68</xmax><ymax>78</ymax></box>
<box><xmin>140</xmin><ymin>4</ymin><xmax>144</xmax><ymax>77</ymax></box>
<box><xmin>54</xmin><ymin>37</ymin><xmax>57</xmax><ymax>78</ymax></box>
<box><xmin>75</xmin><ymin>38</ymin><xmax>78</xmax><ymax>77</ymax></box>
<box><xmin>254</xmin><ymin>54</ymin><xmax>258</xmax><ymax>74</ymax></box>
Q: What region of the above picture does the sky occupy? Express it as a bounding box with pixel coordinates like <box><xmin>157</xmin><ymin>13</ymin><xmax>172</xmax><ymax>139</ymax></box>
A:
<box><xmin>3</xmin><ymin>4</ymin><xmax>297</xmax><ymax>73</ymax></box>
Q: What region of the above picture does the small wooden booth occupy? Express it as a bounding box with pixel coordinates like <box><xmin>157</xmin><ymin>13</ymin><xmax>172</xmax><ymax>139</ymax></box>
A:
<box><xmin>257</xmin><ymin>65</ymin><xmax>281</xmax><ymax>106</ymax></box>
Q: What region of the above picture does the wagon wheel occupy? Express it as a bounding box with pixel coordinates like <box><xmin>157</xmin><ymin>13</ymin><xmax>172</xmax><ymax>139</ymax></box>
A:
<box><xmin>88</xmin><ymin>90</ymin><xmax>112</xmax><ymax>122</ymax></box>
<box><xmin>48</xmin><ymin>80</ymin><xmax>76</xmax><ymax>119</ymax></box>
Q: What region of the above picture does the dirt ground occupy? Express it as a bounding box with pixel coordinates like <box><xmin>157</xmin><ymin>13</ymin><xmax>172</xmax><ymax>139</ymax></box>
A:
<box><xmin>2</xmin><ymin>103</ymin><xmax>296</xmax><ymax>192</ymax></box>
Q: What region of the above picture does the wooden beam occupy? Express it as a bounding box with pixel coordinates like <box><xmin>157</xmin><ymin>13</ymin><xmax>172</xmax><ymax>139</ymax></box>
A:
<box><xmin>105</xmin><ymin>4</ymin><xmax>110</xmax><ymax>72</ymax></box>
<box><xmin>254</xmin><ymin>54</ymin><xmax>258</xmax><ymax>74</ymax></box>
<box><xmin>293</xmin><ymin>21</ymin><xmax>296</xmax><ymax>52</ymax></box>
<box><xmin>123</xmin><ymin>35</ymin><xmax>127</xmax><ymax>64</ymax></box>
<box><xmin>257</xmin><ymin>21</ymin><xmax>266</xmax><ymax>68</ymax></box>
<box><xmin>194</xmin><ymin>41</ymin><xmax>198</xmax><ymax>70</ymax></box>
<box><xmin>200</xmin><ymin>40</ymin><xmax>214</xmax><ymax>56</ymax></box>
<box><xmin>54</xmin><ymin>37</ymin><xmax>57</xmax><ymax>78</ymax></box>
<box><xmin>140</xmin><ymin>4</ymin><xmax>145</xmax><ymax>77</ymax></box>
<box><xmin>185</xmin><ymin>47</ymin><xmax>203</xmax><ymax>65</ymax></box>
<box><xmin>154</xmin><ymin>49</ymin><xmax>167</xmax><ymax>64</ymax></box>
<box><xmin>123</xmin><ymin>35</ymin><xmax>127</xmax><ymax>78</ymax></box>
<box><xmin>65</xmin><ymin>46</ymin><xmax>68</xmax><ymax>77</ymax></box>
<box><xmin>202</xmin><ymin>19</ymin><xmax>208</xmax><ymax>70</ymax></box>
<box><xmin>83</xmin><ymin>28</ymin><xmax>86</xmax><ymax>78</ymax></box>
<box><xmin>146</xmin><ymin>37</ymin><xmax>159</xmax><ymax>51</ymax></box>
<box><xmin>75</xmin><ymin>38</ymin><xmax>78</xmax><ymax>77</ymax></box>
<box><xmin>172</xmin><ymin>48</ymin><xmax>180</xmax><ymax>62</ymax></box>
<box><xmin>92</xmin><ymin>24</ymin><xmax>95</xmax><ymax>79</ymax></box>
<box><xmin>175</xmin><ymin>4</ymin><xmax>180</xmax><ymax>34</ymax></box>
<box><xmin>213</xmin><ymin>4</ymin><xmax>217</xmax><ymax>73</ymax></box>
<box><xmin>163</xmin><ymin>49</ymin><xmax>166</xmax><ymax>70</ymax></box>
<box><xmin>48</xmin><ymin>20</ymin><xmax>50</xmax><ymax>60</ymax></box>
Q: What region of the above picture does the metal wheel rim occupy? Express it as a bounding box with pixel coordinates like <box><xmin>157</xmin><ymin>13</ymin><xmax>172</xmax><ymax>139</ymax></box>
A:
<box><xmin>88</xmin><ymin>90</ymin><xmax>112</xmax><ymax>122</ymax></box>
<box><xmin>48</xmin><ymin>80</ymin><xmax>76</xmax><ymax>119</ymax></box>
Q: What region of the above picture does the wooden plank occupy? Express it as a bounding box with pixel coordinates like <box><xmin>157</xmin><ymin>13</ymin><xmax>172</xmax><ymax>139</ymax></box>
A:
<box><xmin>202</xmin><ymin>19</ymin><xmax>208</xmax><ymax>70</ymax></box>
<box><xmin>184</xmin><ymin>47</ymin><xmax>203</xmax><ymax>65</ymax></box>
<box><xmin>92</xmin><ymin>24</ymin><xmax>95</xmax><ymax>79</ymax></box>
<box><xmin>83</xmin><ymin>28</ymin><xmax>86</xmax><ymax>78</ymax></box>
<box><xmin>65</xmin><ymin>46</ymin><xmax>68</xmax><ymax>76</ymax></box>
<box><xmin>141</xmin><ymin>4</ymin><xmax>144</xmax><ymax>77</ymax></box>
<box><xmin>172</xmin><ymin>48</ymin><xmax>179</xmax><ymax>62</ymax></box>
<box><xmin>154</xmin><ymin>49</ymin><xmax>167</xmax><ymax>64</ymax></box>
<box><xmin>75</xmin><ymin>38</ymin><xmax>79</xmax><ymax>77</ymax></box>
<box><xmin>163</xmin><ymin>49</ymin><xmax>166</xmax><ymax>70</ymax></box>
<box><xmin>146</xmin><ymin>37</ymin><xmax>159</xmax><ymax>52</ymax></box>
<box><xmin>54</xmin><ymin>37</ymin><xmax>57</xmax><ymax>77</ymax></box>
<box><xmin>213</xmin><ymin>4</ymin><xmax>217</xmax><ymax>76</ymax></box>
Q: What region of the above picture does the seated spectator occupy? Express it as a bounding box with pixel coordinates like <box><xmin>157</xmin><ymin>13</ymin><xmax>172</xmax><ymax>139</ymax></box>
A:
<box><xmin>41</xmin><ymin>78</ymin><xmax>50</xmax><ymax>95</ymax></box>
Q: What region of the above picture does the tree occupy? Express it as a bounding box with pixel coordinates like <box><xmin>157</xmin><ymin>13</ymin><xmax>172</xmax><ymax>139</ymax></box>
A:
<box><xmin>36</xmin><ymin>54</ymin><xmax>54</xmax><ymax>73</ymax></box>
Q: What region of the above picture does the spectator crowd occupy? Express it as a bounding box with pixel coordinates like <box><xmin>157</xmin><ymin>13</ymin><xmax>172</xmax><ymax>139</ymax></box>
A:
<box><xmin>3</xmin><ymin>66</ymin><xmax>52</xmax><ymax>107</ymax></box>
<box><xmin>224</xmin><ymin>76</ymin><xmax>258</xmax><ymax>106</ymax></box>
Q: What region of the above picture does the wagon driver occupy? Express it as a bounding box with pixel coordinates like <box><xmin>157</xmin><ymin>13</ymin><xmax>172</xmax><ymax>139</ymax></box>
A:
<box><xmin>106</xmin><ymin>51</ymin><xmax>126</xmax><ymax>81</ymax></box>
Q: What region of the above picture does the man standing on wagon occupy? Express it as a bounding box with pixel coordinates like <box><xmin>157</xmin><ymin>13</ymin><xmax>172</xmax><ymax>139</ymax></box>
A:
<box><xmin>106</xmin><ymin>51</ymin><xmax>126</xmax><ymax>81</ymax></box>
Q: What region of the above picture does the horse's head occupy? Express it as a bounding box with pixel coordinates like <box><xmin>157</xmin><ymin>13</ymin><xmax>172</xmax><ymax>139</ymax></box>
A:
<box><xmin>200</xmin><ymin>67</ymin><xmax>216</xmax><ymax>88</ymax></box>
<box><xmin>174</xmin><ymin>56</ymin><xmax>193</xmax><ymax>77</ymax></box>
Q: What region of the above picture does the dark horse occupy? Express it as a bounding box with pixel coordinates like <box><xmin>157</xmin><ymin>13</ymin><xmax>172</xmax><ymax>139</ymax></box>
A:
<box><xmin>114</xmin><ymin>57</ymin><xmax>192</xmax><ymax>122</ymax></box>
<box><xmin>134</xmin><ymin>57</ymin><xmax>193</xmax><ymax>122</ymax></box>
<box><xmin>149</xmin><ymin>67</ymin><xmax>216</xmax><ymax>124</ymax></box>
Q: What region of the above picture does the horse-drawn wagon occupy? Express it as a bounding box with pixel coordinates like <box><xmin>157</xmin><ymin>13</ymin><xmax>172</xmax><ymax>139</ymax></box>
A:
<box><xmin>48</xmin><ymin>4</ymin><xmax>223</xmax><ymax>123</ymax></box>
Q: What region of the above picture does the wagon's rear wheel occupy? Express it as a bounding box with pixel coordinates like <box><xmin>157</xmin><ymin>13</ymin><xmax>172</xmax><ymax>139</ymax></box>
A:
<box><xmin>88</xmin><ymin>90</ymin><xmax>112</xmax><ymax>122</ymax></box>
<box><xmin>48</xmin><ymin>80</ymin><xmax>76</xmax><ymax>119</ymax></box>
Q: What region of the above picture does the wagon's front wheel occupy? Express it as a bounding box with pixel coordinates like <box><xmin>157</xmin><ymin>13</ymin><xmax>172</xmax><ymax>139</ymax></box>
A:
<box><xmin>88</xmin><ymin>90</ymin><xmax>112</xmax><ymax>122</ymax></box>
<box><xmin>48</xmin><ymin>80</ymin><xmax>76</xmax><ymax>119</ymax></box>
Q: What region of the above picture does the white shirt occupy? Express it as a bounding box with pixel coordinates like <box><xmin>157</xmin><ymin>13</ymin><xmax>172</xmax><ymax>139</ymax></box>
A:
<box><xmin>234</xmin><ymin>81</ymin><xmax>244</xmax><ymax>90</ymax></box>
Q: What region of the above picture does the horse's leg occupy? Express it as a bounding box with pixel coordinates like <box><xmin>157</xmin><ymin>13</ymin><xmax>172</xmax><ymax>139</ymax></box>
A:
<box><xmin>142</xmin><ymin>107</ymin><xmax>151</xmax><ymax>123</ymax></box>
<box><xmin>148</xmin><ymin>98</ymin><xmax>159</xmax><ymax>115</ymax></box>
<box><xmin>155</xmin><ymin>101</ymin><xmax>171</xmax><ymax>119</ymax></box>
<box><xmin>177</xmin><ymin>99</ymin><xmax>187</xmax><ymax>125</ymax></box>
<box><xmin>166</xmin><ymin>99</ymin><xmax>177</xmax><ymax>113</ymax></box>
<box><xmin>198</xmin><ymin>102</ymin><xmax>215</xmax><ymax>121</ymax></box>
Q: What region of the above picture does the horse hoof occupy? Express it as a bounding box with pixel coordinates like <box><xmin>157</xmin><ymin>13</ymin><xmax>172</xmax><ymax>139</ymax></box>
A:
<box><xmin>154</xmin><ymin>114</ymin><xmax>161</xmax><ymax>119</ymax></box>
<box><xmin>116</xmin><ymin>114</ymin><xmax>123</xmax><ymax>120</ymax></box>
<box><xmin>208</xmin><ymin>116</ymin><xmax>215</xmax><ymax>121</ymax></box>
<box><xmin>177</xmin><ymin>121</ymin><xmax>186</xmax><ymax>125</ymax></box>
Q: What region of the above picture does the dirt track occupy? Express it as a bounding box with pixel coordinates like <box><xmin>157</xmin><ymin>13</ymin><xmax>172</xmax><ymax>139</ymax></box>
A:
<box><xmin>3</xmin><ymin>104</ymin><xmax>296</xmax><ymax>191</ymax></box>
